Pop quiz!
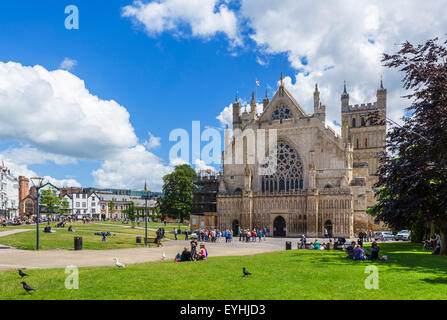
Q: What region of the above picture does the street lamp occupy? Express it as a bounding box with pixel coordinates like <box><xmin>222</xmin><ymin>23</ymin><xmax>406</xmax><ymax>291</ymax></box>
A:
<box><xmin>30</xmin><ymin>177</ymin><xmax>55</xmax><ymax>251</ymax></box>
<box><xmin>143</xmin><ymin>181</ymin><xmax>149</xmax><ymax>247</ymax></box>
<box><xmin>178</xmin><ymin>207</ymin><xmax>182</xmax><ymax>233</ymax></box>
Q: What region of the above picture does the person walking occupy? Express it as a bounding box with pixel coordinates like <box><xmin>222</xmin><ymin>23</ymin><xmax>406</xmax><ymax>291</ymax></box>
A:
<box><xmin>174</xmin><ymin>228</ymin><xmax>178</xmax><ymax>240</ymax></box>
<box><xmin>185</xmin><ymin>229</ymin><xmax>188</xmax><ymax>240</ymax></box>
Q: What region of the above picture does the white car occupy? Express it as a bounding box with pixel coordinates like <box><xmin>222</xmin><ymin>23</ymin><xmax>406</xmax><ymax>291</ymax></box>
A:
<box><xmin>395</xmin><ymin>230</ymin><xmax>411</xmax><ymax>241</ymax></box>
<box><xmin>374</xmin><ymin>231</ymin><xmax>395</xmax><ymax>241</ymax></box>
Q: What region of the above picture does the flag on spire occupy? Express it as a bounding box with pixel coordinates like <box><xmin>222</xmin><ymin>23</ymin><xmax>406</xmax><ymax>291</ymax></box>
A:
<box><xmin>256</xmin><ymin>78</ymin><xmax>260</xmax><ymax>86</ymax></box>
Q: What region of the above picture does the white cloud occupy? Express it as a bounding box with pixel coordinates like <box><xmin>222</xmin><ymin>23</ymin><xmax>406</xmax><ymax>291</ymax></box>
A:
<box><xmin>169</xmin><ymin>157</ymin><xmax>189</xmax><ymax>167</ymax></box>
<box><xmin>0</xmin><ymin>61</ymin><xmax>138</xmax><ymax>160</ymax></box>
<box><xmin>239</xmin><ymin>0</ymin><xmax>447</xmax><ymax>126</ymax></box>
<box><xmin>0</xmin><ymin>146</ymin><xmax>81</xmax><ymax>188</ymax></box>
<box><xmin>143</xmin><ymin>131</ymin><xmax>161</xmax><ymax>150</ymax></box>
<box><xmin>59</xmin><ymin>57</ymin><xmax>77</xmax><ymax>71</ymax></box>
<box><xmin>122</xmin><ymin>0</ymin><xmax>240</xmax><ymax>45</ymax></box>
<box><xmin>92</xmin><ymin>144</ymin><xmax>172</xmax><ymax>191</ymax></box>
<box><xmin>194</xmin><ymin>159</ymin><xmax>218</xmax><ymax>174</ymax></box>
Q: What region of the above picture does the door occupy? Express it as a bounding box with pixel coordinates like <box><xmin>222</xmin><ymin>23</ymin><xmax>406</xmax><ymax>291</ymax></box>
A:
<box><xmin>273</xmin><ymin>216</ymin><xmax>286</xmax><ymax>237</ymax></box>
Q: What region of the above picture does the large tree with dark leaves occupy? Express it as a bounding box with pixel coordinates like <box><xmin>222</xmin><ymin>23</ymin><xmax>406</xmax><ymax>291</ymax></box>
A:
<box><xmin>159</xmin><ymin>164</ymin><xmax>196</xmax><ymax>222</ymax></box>
<box><xmin>370</xmin><ymin>38</ymin><xmax>447</xmax><ymax>254</ymax></box>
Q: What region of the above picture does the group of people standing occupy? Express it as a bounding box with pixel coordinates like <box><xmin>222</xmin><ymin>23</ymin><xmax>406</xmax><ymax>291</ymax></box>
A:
<box><xmin>238</xmin><ymin>228</ymin><xmax>267</xmax><ymax>242</ymax></box>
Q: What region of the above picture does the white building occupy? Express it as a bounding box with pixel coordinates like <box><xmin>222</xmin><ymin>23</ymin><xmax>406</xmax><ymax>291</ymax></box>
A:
<box><xmin>0</xmin><ymin>166</ymin><xmax>19</xmax><ymax>219</ymax></box>
<box><xmin>64</xmin><ymin>192</ymin><xmax>101</xmax><ymax>218</ymax></box>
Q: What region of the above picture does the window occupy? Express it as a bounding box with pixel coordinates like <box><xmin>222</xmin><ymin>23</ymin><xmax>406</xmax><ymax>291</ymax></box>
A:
<box><xmin>82</xmin><ymin>194</ymin><xmax>86</xmax><ymax>199</ymax></box>
<box><xmin>365</xmin><ymin>138</ymin><xmax>368</xmax><ymax>148</ymax></box>
<box><xmin>91</xmin><ymin>196</ymin><xmax>95</xmax><ymax>201</ymax></box>
<box><xmin>262</xmin><ymin>140</ymin><xmax>304</xmax><ymax>192</ymax></box>
<box><xmin>82</xmin><ymin>202</ymin><xmax>86</xmax><ymax>208</ymax></box>
<box><xmin>352</xmin><ymin>118</ymin><xmax>356</xmax><ymax>127</ymax></box>
<box><xmin>361</xmin><ymin>117</ymin><xmax>366</xmax><ymax>126</ymax></box>
<box><xmin>92</xmin><ymin>208</ymin><xmax>96</xmax><ymax>213</ymax></box>
<box><xmin>76</xmin><ymin>194</ymin><xmax>80</xmax><ymax>199</ymax></box>
<box><xmin>76</xmin><ymin>202</ymin><xmax>80</xmax><ymax>207</ymax></box>
<box><xmin>272</xmin><ymin>103</ymin><xmax>292</xmax><ymax>121</ymax></box>
<box><xmin>356</xmin><ymin>139</ymin><xmax>359</xmax><ymax>149</ymax></box>
<box><xmin>102</xmin><ymin>205</ymin><xmax>105</xmax><ymax>210</ymax></box>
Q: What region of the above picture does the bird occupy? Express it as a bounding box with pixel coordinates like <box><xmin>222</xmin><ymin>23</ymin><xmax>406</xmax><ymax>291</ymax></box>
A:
<box><xmin>114</xmin><ymin>258</ymin><xmax>126</xmax><ymax>268</ymax></box>
<box><xmin>243</xmin><ymin>267</ymin><xmax>252</xmax><ymax>276</ymax></box>
<box><xmin>161</xmin><ymin>252</ymin><xmax>166</xmax><ymax>261</ymax></box>
<box><xmin>21</xmin><ymin>282</ymin><xmax>35</xmax><ymax>294</ymax></box>
<box><xmin>18</xmin><ymin>270</ymin><xmax>28</xmax><ymax>278</ymax></box>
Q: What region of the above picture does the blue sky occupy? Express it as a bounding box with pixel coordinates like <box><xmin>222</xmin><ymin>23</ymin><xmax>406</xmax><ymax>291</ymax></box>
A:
<box><xmin>0</xmin><ymin>0</ymin><xmax>445</xmax><ymax>191</ymax></box>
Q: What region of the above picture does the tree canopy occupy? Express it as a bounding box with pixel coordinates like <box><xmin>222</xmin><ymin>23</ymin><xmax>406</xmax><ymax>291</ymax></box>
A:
<box><xmin>159</xmin><ymin>164</ymin><xmax>196</xmax><ymax>222</ymax></box>
<box><xmin>370</xmin><ymin>38</ymin><xmax>447</xmax><ymax>254</ymax></box>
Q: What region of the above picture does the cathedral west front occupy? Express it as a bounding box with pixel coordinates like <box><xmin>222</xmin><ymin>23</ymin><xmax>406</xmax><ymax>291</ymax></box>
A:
<box><xmin>217</xmin><ymin>74</ymin><xmax>387</xmax><ymax>238</ymax></box>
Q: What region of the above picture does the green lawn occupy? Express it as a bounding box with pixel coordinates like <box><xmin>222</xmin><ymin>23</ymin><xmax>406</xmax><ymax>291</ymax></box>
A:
<box><xmin>0</xmin><ymin>243</ymin><xmax>446</xmax><ymax>300</ymax></box>
<box><xmin>0</xmin><ymin>222</ymin><xmax>188</xmax><ymax>250</ymax></box>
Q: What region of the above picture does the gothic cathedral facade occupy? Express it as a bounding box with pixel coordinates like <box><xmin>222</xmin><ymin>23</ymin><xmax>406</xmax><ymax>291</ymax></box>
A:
<box><xmin>217</xmin><ymin>74</ymin><xmax>387</xmax><ymax>238</ymax></box>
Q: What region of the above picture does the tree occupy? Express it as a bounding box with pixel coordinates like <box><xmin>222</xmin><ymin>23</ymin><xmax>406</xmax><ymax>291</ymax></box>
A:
<box><xmin>159</xmin><ymin>164</ymin><xmax>196</xmax><ymax>222</ymax></box>
<box><xmin>39</xmin><ymin>188</ymin><xmax>64</xmax><ymax>219</ymax></box>
<box><xmin>124</xmin><ymin>201</ymin><xmax>137</xmax><ymax>227</ymax></box>
<box><xmin>108</xmin><ymin>201</ymin><xmax>115</xmax><ymax>219</ymax></box>
<box><xmin>370</xmin><ymin>38</ymin><xmax>447</xmax><ymax>254</ymax></box>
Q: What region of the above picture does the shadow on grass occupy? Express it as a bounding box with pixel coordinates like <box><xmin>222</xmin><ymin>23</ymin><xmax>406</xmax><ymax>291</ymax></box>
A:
<box><xmin>292</xmin><ymin>243</ymin><xmax>447</xmax><ymax>281</ymax></box>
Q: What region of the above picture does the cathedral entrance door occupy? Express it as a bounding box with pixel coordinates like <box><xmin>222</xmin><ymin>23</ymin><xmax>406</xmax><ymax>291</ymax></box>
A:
<box><xmin>324</xmin><ymin>220</ymin><xmax>333</xmax><ymax>238</ymax></box>
<box><xmin>273</xmin><ymin>216</ymin><xmax>286</xmax><ymax>237</ymax></box>
<box><xmin>232</xmin><ymin>220</ymin><xmax>240</xmax><ymax>236</ymax></box>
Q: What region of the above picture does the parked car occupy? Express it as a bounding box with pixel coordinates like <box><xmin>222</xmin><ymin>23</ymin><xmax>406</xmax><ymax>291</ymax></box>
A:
<box><xmin>395</xmin><ymin>230</ymin><xmax>411</xmax><ymax>241</ymax></box>
<box><xmin>374</xmin><ymin>231</ymin><xmax>395</xmax><ymax>241</ymax></box>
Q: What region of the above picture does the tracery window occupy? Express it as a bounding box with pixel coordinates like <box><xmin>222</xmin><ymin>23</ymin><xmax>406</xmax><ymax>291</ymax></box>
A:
<box><xmin>262</xmin><ymin>140</ymin><xmax>304</xmax><ymax>192</ymax></box>
<box><xmin>272</xmin><ymin>103</ymin><xmax>292</xmax><ymax>121</ymax></box>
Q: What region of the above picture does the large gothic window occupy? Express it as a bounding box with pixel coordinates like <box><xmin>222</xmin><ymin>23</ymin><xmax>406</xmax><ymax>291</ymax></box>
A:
<box><xmin>262</xmin><ymin>140</ymin><xmax>304</xmax><ymax>192</ymax></box>
<box><xmin>272</xmin><ymin>103</ymin><xmax>292</xmax><ymax>121</ymax></box>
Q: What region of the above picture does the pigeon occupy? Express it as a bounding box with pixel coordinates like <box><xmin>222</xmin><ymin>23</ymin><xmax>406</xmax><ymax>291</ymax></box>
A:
<box><xmin>243</xmin><ymin>267</ymin><xmax>252</xmax><ymax>276</ymax></box>
<box><xmin>21</xmin><ymin>282</ymin><xmax>35</xmax><ymax>294</ymax></box>
<box><xmin>114</xmin><ymin>258</ymin><xmax>126</xmax><ymax>268</ymax></box>
<box><xmin>18</xmin><ymin>270</ymin><xmax>28</xmax><ymax>278</ymax></box>
<box><xmin>162</xmin><ymin>252</ymin><xmax>167</xmax><ymax>261</ymax></box>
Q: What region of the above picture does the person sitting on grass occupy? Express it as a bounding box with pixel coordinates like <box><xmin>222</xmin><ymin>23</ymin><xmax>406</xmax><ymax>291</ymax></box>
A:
<box><xmin>433</xmin><ymin>244</ymin><xmax>441</xmax><ymax>255</ymax></box>
<box><xmin>174</xmin><ymin>253</ymin><xmax>182</xmax><ymax>262</ymax></box>
<box><xmin>367</xmin><ymin>241</ymin><xmax>380</xmax><ymax>261</ymax></box>
<box><xmin>345</xmin><ymin>242</ymin><xmax>356</xmax><ymax>259</ymax></box>
<box><xmin>199</xmin><ymin>244</ymin><xmax>208</xmax><ymax>261</ymax></box>
<box><xmin>353</xmin><ymin>245</ymin><xmax>366</xmax><ymax>261</ymax></box>
<box><xmin>308</xmin><ymin>242</ymin><xmax>314</xmax><ymax>250</ymax></box>
<box><xmin>101</xmin><ymin>232</ymin><xmax>106</xmax><ymax>242</ymax></box>
<box><xmin>180</xmin><ymin>247</ymin><xmax>192</xmax><ymax>262</ymax></box>
<box><xmin>313</xmin><ymin>239</ymin><xmax>321</xmax><ymax>250</ymax></box>
<box><xmin>68</xmin><ymin>225</ymin><xmax>73</xmax><ymax>232</ymax></box>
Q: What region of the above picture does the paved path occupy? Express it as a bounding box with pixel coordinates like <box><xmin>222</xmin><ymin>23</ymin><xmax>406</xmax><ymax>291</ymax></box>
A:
<box><xmin>0</xmin><ymin>229</ymin><xmax>33</xmax><ymax>238</ymax></box>
<box><xmin>0</xmin><ymin>237</ymin><xmax>298</xmax><ymax>271</ymax></box>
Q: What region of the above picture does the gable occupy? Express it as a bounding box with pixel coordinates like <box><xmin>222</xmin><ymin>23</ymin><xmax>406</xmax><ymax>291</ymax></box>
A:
<box><xmin>259</xmin><ymin>85</ymin><xmax>309</xmax><ymax>123</ymax></box>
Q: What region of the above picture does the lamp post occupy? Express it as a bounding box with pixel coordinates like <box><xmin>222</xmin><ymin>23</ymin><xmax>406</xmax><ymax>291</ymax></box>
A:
<box><xmin>30</xmin><ymin>178</ymin><xmax>55</xmax><ymax>251</ymax></box>
<box><xmin>178</xmin><ymin>207</ymin><xmax>181</xmax><ymax>232</ymax></box>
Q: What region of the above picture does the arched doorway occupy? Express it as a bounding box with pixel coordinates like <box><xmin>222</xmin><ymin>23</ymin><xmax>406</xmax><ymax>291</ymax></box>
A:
<box><xmin>324</xmin><ymin>220</ymin><xmax>333</xmax><ymax>238</ymax></box>
<box><xmin>232</xmin><ymin>220</ymin><xmax>240</xmax><ymax>236</ymax></box>
<box><xmin>273</xmin><ymin>216</ymin><xmax>286</xmax><ymax>237</ymax></box>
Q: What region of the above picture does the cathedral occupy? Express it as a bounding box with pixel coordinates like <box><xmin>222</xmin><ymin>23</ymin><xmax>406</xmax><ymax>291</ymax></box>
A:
<box><xmin>217</xmin><ymin>74</ymin><xmax>387</xmax><ymax>238</ymax></box>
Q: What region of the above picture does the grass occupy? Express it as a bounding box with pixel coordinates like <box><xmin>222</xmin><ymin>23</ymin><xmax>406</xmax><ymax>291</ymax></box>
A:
<box><xmin>0</xmin><ymin>243</ymin><xmax>446</xmax><ymax>300</ymax></box>
<box><xmin>0</xmin><ymin>222</ymin><xmax>189</xmax><ymax>250</ymax></box>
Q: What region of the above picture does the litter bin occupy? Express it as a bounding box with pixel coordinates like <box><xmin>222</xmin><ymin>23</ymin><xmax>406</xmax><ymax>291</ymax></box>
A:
<box><xmin>286</xmin><ymin>241</ymin><xmax>292</xmax><ymax>250</ymax></box>
<box><xmin>74</xmin><ymin>236</ymin><xmax>83</xmax><ymax>250</ymax></box>
<box><xmin>136</xmin><ymin>236</ymin><xmax>142</xmax><ymax>244</ymax></box>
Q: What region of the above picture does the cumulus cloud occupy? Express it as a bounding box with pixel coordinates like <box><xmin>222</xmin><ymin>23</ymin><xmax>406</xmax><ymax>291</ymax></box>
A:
<box><xmin>0</xmin><ymin>61</ymin><xmax>172</xmax><ymax>190</ymax></box>
<box><xmin>239</xmin><ymin>0</ymin><xmax>447</xmax><ymax>126</ymax></box>
<box><xmin>143</xmin><ymin>131</ymin><xmax>161</xmax><ymax>150</ymax></box>
<box><xmin>0</xmin><ymin>61</ymin><xmax>138</xmax><ymax>160</ymax></box>
<box><xmin>0</xmin><ymin>146</ymin><xmax>81</xmax><ymax>187</ymax></box>
<box><xmin>122</xmin><ymin>0</ymin><xmax>240</xmax><ymax>44</ymax></box>
<box><xmin>92</xmin><ymin>144</ymin><xmax>172</xmax><ymax>191</ymax></box>
<box><xmin>194</xmin><ymin>159</ymin><xmax>218</xmax><ymax>174</ymax></box>
<box><xmin>59</xmin><ymin>57</ymin><xmax>77</xmax><ymax>71</ymax></box>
